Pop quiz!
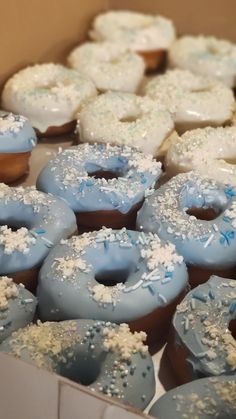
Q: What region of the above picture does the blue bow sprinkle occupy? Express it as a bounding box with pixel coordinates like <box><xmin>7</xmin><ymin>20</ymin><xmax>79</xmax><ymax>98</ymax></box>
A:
<box><xmin>224</xmin><ymin>186</ymin><xmax>236</xmax><ymax>199</ymax></box>
<box><xmin>219</xmin><ymin>230</ymin><xmax>235</xmax><ymax>246</ymax></box>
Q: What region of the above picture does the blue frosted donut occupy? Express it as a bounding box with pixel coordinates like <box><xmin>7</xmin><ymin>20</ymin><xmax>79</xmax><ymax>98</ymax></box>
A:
<box><xmin>0</xmin><ymin>276</ymin><xmax>36</xmax><ymax>343</ymax></box>
<box><xmin>167</xmin><ymin>275</ymin><xmax>236</xmax><ymax>382</ymax></box>
<box><xmin>0</xmin><ymin>111</ymin><xmax>37</xmax><ymax>153</ymax></box>
<box><xmin>0</xmin><ymin>183</ymin><xmax>76</xmax><ymax>276</ymax></box>
<box><xmin>0</xmin><ymin>319</ymin><xmax>155</xmax><ymax>410</ymax></box>
<box><xmin>36</xmin><ymin>143</ymin><xmax>162</xmax><ymax>215</ymax></box>
<box><xmin>137</xmin><ymin>172</ymin><xmax>236</xmax><ymax>270</ymax></box>
<box><xmin>37</xmin><ymin>228</ymin><xmax>188</xmax><ymax>322</ymax></box>
<box><xmin>149</xmin><ymin>375</ymin><xmax>236</xmax><ymax>419</ymax></box>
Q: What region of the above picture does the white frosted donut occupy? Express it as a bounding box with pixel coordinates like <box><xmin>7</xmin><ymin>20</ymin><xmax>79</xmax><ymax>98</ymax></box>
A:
<box><xmin>145</xmin><ymin>69</ymin><xmax>234</xmax><ymax>133</ymax></box>
<box><xmin>77</xmin><ymin>91</ymin><xmax>174</xmax><ymax>157</ymax></box>
<box><xmin>169</xmin><ymin>36</ymin><xmax>236</xmax><ymax>88</ymax></box>
<box><xmin>68</xmin><ymin>42</ymin><xmax>145</xmax><ymax>93</ymax></box>
<box><xmin>166</xmin><ymin>126</ymin><xmax>236</xmax><ymax>185</ymax></box>
<box><xmin>89</xmin><ymin>11</ymin><xmax>175</xmax><ymax>52</ymax></box>
<box><xmin>1</xmin><ymin>64</ymin><xmax>97</xmax><ymax>134</ymax></box>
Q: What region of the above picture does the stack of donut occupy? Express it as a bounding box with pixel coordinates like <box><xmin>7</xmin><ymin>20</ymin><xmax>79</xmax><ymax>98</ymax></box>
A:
<box><xmin>0</xmin><ymin>8</ymin><xmax>236</xmax><ymax>418</ymax></box>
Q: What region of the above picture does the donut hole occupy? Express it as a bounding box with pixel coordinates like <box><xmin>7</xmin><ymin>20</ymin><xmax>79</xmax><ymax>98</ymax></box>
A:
<box><xmin>0</xmin><ymin>220</ymin><xmax>31</xmax><ymax>231</ymax></box>
<box><xmin>95</xmin><ymin>266</ymin><xmax>130</xmax><ymax>287</ymax></box>
<box><xmin>186</xmin><ymin>207</ymin><xmax>220</xmax><ymax>221</ymax></box>
<box><xmin>207</xmin><ymin>45</ymin><xmax>220</xmax><ymax>55</ymax></box>
<box><xmin>91</xmin><ymin>170</ymin><xmax>118</xmax><ymax>180</ymax></box>
<box><xmin>60</xmin><ymin>355</ymin><xmax>101</xmax><ymax>386</ymax></box>
<box><xmin>120</xmin><ymin>113</ymin><xmax>142</xmax><ymax>123</ymax></box>
<box><xmin>220</xmin><ymin>157</ymin><xmax>236</xmax><ymax>165</ymax></box>
<box><xmin>190</xmin><ymin>87</ymin><xmax>211</xmax><ymax>93</ymax></box>
<box><xmin>228</xmin><ymin>319</ymin><xmax>236</xmax><ymax>340</ymax></box>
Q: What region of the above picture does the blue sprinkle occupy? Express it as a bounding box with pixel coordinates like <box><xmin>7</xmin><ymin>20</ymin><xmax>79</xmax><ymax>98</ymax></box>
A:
<box><xmin>220</xmin><ymin>230</ymin><xmax>235</xmax><ymax>246</ymax></box>
<box><xmin>224</xmin><ymin>186</ymin><xmax>236</xmax><ymax>198</ymax></box>
<box><xmin>229</xmin><ymin>300</ymin><xmax>236</xmax><ymax>314</ymax></box>
<box><xmin>223</xmin><ymin>216</ymin><xmax>231</xmax><ymax>223</ymax></box>
<box><xmin>147</xmin><ymin>284</ymin><xmax>156</xmax><ymax>295</ymax></box>
<box><xmin>200</xmin><ymin>236</ymin><xmax>209</xmax><ymax>242</ymax></box>
<box><xmin>165</xmin><ymin>271</ymin><xmax>173</xmax><ymax>278</ymax></box>
<box><xmin>34</xmin><ymin>229</ymin><xmax>46</xmax><ymax>235</ymax></box>
<box><xmin>28</xmin><ymin>137</ymin><xmax>36</xmax><ymax>147</ymax></box>
<box><xmin>208</xmin><ymin>289</ymin><xmax>215</xmax><ymax>300</ymax></box>
<box><xmin>79</xmin><ymin>181</ymin><xmax>86</xmax><ymax>192</ymax></box>
<box><xmin>192</xmin><ymin>292</ymin><xmax>208</xmax><ymax>303</ymax></box>
<box><xmin>86</xmin><ymin>179</ymin><xmax>94</xmax><ymax>187</ymax></box>
<box><xmin>104</xmin><ymin>240</ymin><xmax>109</xmax><ymax>250</ymax></box>
<box><xmin>200</xmin><ymin>314</ymin><xmax>208</xmax><ymax>322</ymax></box>
<box><xmin>141</xmin><ymin>177</ymin><xmax>147</xmax><ymax>184</ymax></box>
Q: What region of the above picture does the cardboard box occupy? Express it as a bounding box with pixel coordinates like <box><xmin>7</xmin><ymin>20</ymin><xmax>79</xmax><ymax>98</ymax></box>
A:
<box><xmin>0</xmin><ymin>1</ymin><xmax>235</xmax><ymax>417</ymax></box>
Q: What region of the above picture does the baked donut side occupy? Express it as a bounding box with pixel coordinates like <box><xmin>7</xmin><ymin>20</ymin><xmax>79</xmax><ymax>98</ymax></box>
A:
<box><xmin>0</xmin><ymin>319</ymin><xmax>155</xmax><ymax>410</ymax></box>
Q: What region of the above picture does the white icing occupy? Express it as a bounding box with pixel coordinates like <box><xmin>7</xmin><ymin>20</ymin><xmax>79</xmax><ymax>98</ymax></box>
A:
<box><xmin>90</xmin><ymin>11</ymin><xmax>176</xmax><ymax>51</ymax></box>
<box><xmin>0</xmin><ymin>113</ymin><xmax>27</xmax><ymax>135</ymax></box>
<box><xmin>78</xmin><ymin>91</ymin><xmax>174</xmax><ymax>156</ymax></box>
<box><xmin>169</xmin><ymin>36</ymin><xmax>236</xmax><ymax>87</ymax></box>
<box><xmin>103</xmin><ymin>323</ymin><xmax>148</xmax><ymax>359</ymax></box>
<box><xmin>2</xmin><ymin>64</ymin><xmax>97</xmax><ymax>132</ymax></box>
<box><xmin>68</xmin><ymin>41</ymin><xmax>145</xmax><ymax>93</ymax></box>
<box><xmin>145</xmin><ymin>69</ymin><xmax>234</xmax><ymax>126</ymax></box>
<box><xmin>166</xmin><ymin>126</ymin><xmax>236</xmax><ymax>185</ymax></box>
<box><xmin>0</xmin><ymin>277</ymin><xmax>19</xmax><ymax>311</ymax></box>
<box><xmin>0</xmin><ymin>226</ymin><xmax>36</xmax><ymax>255</ymax></box>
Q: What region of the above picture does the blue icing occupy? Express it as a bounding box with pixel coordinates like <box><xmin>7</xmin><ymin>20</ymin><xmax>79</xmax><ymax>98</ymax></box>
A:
<box><xmin>0</xmin><ymin>184</ymin><xmax>76</xmax><ymax>274</ymax></box>
<box><xmin>36</xmin><ymin>143</ymin><xmax>162</xmax><ymax>214</ymax></box>
<box><xmin>0</xmin><ymin>111</ymin><xmax>37</xmax><ymax>153</ymax></box>
<box><xmin>149</xmin><ymin>375</ymin><xmax>236</xmax><ymax>419</ymax></box>
<box><xmin>37</xmin><ymin>228</ymin><xmax>188</xmax><ymax>322</ymax></box>
<box><xmin>137</xmin><ymin>172</ymin><xmax>236</xmax><ymax>269</ymax></box>
<box><xmin>172</xmin><ymin>276</ymin><xmax>236</xmax><ymax>378</ymax></box>
<box><xmin>0</xmin><ymin>319</ymin><xmax>155</xmax><ymax>410</ymax></box>
<box><xmin>0</xmin><ymin>277</ymin><xmax>36</xmax><ymax>343</ymax></box>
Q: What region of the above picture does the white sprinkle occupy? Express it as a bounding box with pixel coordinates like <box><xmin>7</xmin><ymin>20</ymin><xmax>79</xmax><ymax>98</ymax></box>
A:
<box><xmin>203</xmin><ymin>234</ymin><xmax>214</xmax><ymax>248</ymax></box>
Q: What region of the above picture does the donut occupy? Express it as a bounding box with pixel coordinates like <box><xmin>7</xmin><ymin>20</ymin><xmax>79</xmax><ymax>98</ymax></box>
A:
<box><xmin>1</xmin><ymin>63</ymin><xmax>97</xmax><ymax>137</ymax></box>
<box><xmin>78</xmin><ymin>91</ymin><xmax>174</xmax><ymax>159</ymax></box>
<box><xmin>144</xmin><ymin>69</ymin><xmax>234</xmax><ymax>134</ymax></box>
<box><xmin>89</xmin><ymin>11</ymin><xmax>176</xmax><ymax>71</ymax></box>
<box><xmin>0</xmin><ymin>319</ymin><xmax>155</xmax><ymax>410</ymax></box>
<box><xmin>68</xmin><ymin>41</ymin><xmax>145</xmax><ymax>93</ymax></box>
<box><xmin>0</xmin><ymin>276</ymin><xmax>36</xmax><ymax>343</ymax></box>
<box><xmin>149</xmin><ymin>375</ymin><xmax>236</xmax><ymax>418</ymax></box>
<box><xmin>0</xmin><ymin>183</ymin><xmax>76</xmax><ymax>291</ymax></box>
<box><xmin>36</xmin><ymin>143</ymin><xmax>162</xmax><ymax>230</ymax></box>
<box><xmin>166</xmin><ymin>126</ymin><xmax>236</xmax><ymax>185</ymax></box>
<box><xmin>169</xmin><ymin>35</ymin><xmax>236</xmax><ymax>88</ymax></box>
<box><xmin>37</xmin><ymin>227</ymin><xmax>188</xmax><ymax>344</ymax></box>
<box><xmin>167</xmin><ymin>276</ymin><xmax>236</xmax><ymax>384</ymax></box>
<box><xmin>0</xmin><ymin>111</ymin><xmax>37</xmax><ymax>183</ymax></box>
<box><xmin>137</xmin><ymin>172</ymin><xmax>236</xmax><ymax>286</ymax></box>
